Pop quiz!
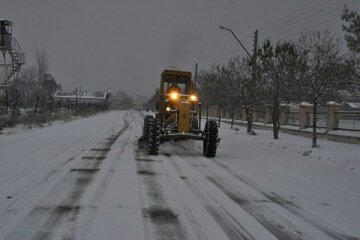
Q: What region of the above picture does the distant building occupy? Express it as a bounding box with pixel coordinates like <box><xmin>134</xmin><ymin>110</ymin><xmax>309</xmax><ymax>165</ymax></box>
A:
<box><xmin>53</xmin><ymin>89</ymin><xmax>111</xmax><ymax>103</ymax></box>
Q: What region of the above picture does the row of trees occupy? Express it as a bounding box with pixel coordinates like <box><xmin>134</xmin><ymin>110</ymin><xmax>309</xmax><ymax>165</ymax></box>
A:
<box><xmin>1</xmin><ymin>49</ymin><xmax>61</xmax><ymax>117</ymax></box>
<box><xmin>198</xmin><ymin>6</ymin><xmax>360</xmax><ymax>147</ymax></box>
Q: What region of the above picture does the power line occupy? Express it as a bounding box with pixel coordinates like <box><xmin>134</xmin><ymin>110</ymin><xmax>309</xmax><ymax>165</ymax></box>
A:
<box><xmin>260</xmin><ymin>0</ymin><xmax>326</xmax><ymax>32</ymax></box>
<box><xmin>276</xmin><ymin>14</ymin><xmax>343</xmax><ymax>41</ymax></box>
<box><xmin>264</xmin><ymin>1</ymin><xmax>356</xmax><ymax>41</ymax></box>
<box><xmin>264</xmin><ymin>0</ymin><xmax>360</xmax><ymax>40</ymax></box>
<box><xmin>262</xmin><ymin>0</ymin><xmax>338</xmax><ymax>34</ymax></box>
<box><xmin>272</xmin><ymin>2</ymin><xmax>360</xmax><ymax>41</ymax></box>
<box><xmin>263</xmin><ymin>0</ymin><xmax>341</xmax><ymax>37</ymax></box>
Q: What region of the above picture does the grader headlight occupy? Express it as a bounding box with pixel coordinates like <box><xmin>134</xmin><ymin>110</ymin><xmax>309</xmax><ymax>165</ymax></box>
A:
<box><xmin>190</xmin><ymin>95</ymin><xmax>198</xmax><ymax>102</ymax></box>
<box><xmin>170</xmin><ymin>92</ymin><xmax>178</xmax><ymax>100</ymax></box>
<box><xmin>166</xmin><ymin>106</ymin><xmax>171</xmax><ymax>112</ymax></box>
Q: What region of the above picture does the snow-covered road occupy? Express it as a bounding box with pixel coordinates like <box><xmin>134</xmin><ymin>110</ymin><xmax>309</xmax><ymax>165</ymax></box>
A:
<box><xmin>0</xmin><ymin>110</ymin><xmax>359</xmax><ymax>240</ymax></box>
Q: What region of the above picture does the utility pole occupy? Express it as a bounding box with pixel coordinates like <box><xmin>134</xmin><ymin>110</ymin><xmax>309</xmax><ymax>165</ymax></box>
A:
<box><xmin>219</xmin><ymin>25</ymin><xmax>259</xmax><ymax>133</ymax></box>
<box><xmin>194</xmin><ymin>63</ymin><xmax>198</xmax><ymax>86</ymax></box>
<box><xmin>194</xmin><ymin>63</ymin><xmax>202</xmax><ymax>128</ymax></box>
<box><xmin>252</xmin><ymin>30</ymin><xmax>258</xmax><ymax>61</ymax></box>
<box><xmin>79</xmin><ymin>85</ymin><xmax>82</xmax><ymax>104</ymax></box>
<box><xmin>75</xmin><ymin>87</ymin><xmax>78</xmax><ymax>114</ymax></box>
<box><xmin>246</xmin><ymin>29</ymin><xmax>258</xmax><ymax>133</ymax></box>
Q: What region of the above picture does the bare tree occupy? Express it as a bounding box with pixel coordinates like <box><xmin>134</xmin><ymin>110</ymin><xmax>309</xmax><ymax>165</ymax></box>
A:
<box><xmin>257</xmin><ymin>40</ymin><xmax>303</xmax><ymax>139</ymax></box>
<box><xmin>36</xmin><ymin>49</ymin><xmax>49</xmax><ymax>84</ymax></box>
<box><xmin>199</xmin><ymin>57</ymin><xmax>259</xmax><ymax>133</ymax></box>
<box><xmin>19</xmin><ymin>67</ymin><xmax>39</xmax><ymax>113</ymax></box>
<box><xmin>35</xmin><ymin>49</ymin><xmax>49</xmax><ymax>115</ymax></box>
<box><xmin>298</xmin><ymin>30</ymin><xmax>342</xmax><ymax>148</ymax></box>
<box><xmin>198</xmin><ymin>70</ymin><xmax>216</xmax><ymax>121</ymax></box>
<box><xmin>198</xmin><ymin>64</ymin><xmax>228</xmax><ymax>126</ymax></box>
<box><xmin>226</xmin><ymin>56</ymin><xmax>253</xmax><ymax>131</ymax></box>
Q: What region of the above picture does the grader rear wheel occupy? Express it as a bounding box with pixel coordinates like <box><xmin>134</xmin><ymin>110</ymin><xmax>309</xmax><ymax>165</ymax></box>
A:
<box><xmin>203</xmin><ymin>120</ymin><xmax>218</xmax><ymax>158</ymax></box>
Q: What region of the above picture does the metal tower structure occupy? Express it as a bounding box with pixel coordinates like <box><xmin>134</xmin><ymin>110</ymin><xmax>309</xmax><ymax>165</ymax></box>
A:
<box><xmin>0</xmin><ymin>19</ymin><xmax>25</xmax><ymax>86</ymax></box>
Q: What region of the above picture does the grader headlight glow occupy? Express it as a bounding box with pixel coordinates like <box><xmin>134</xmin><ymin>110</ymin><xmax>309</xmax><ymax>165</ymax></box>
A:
<box><xmin>170</xmin><ymin>92</ymin><xmax>178</xmax><ymax>100</ymax></box>
<box><xmin>190</xmin><ymin>95</ymin><xmax>198</xmax><ymax>102</ymax></box>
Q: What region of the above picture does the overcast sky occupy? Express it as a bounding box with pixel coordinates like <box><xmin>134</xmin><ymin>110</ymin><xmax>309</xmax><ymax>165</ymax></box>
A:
<box><xmin>2</xmin><ymin>0</ymin><xmax>359</xmax><ymax>97</ymax></box>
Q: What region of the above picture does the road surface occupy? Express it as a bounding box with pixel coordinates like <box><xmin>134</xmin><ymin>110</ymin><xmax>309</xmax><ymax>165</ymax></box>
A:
<box><xmin>0</xmin><ymin>110</ymin><xmax>359</xmax><ymax>240</ymax></box>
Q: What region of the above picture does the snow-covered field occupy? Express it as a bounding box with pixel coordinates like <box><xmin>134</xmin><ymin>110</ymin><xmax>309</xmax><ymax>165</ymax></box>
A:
<box><xmin>0</xmin><ymin>110</ymin><xmax>359</xmax><ymax>240</ymax></box>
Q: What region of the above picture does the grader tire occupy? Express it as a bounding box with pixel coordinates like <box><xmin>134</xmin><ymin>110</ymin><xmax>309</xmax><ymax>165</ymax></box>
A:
<box><xmin>143</xmin><ymin>115</ymin><xmax>153</xmax><ymax>141</ymax></box>
<box><xmin>203</xmin><ymin>120</ymin><xmax>218</xmax><ymax>158</ymax></box>
<box><xmin>148</xmin><ymin>118</ymin><xmax>160</xmax><ymax>155</ymax></box>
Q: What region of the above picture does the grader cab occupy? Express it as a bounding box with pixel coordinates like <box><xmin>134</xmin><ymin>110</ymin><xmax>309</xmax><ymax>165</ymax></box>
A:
<box><xmin>140</xmin><ymin>69</ymin><xmax>219</xmax><ymax>157</ymax></box>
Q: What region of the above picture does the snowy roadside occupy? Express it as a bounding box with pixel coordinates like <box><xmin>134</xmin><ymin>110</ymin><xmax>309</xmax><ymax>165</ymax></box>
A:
<box><xmin>138</xmin><ymin>112</ymin><xmax>360</xmax><ymax>238</ymax></box>
<box><xmin>0</xmin><ymin>111</ymin><xmax>109</xmax><ymax>136</ymax></box>
<box><xmin>205</xmin><ymin>116</ymin><xmax>360</xmax><ymax>144</ymax></box>
<box><xmin>0</xmin><ymin>111</ymin><xmax>133</xmax><ymax>239</ymax></box>
<box><xmin>205</xmin><ymin>121</ymin><xmax>360</xmax><ymax>236</ymax></box>
<box><xmin>1</xmin><ymin>110</ymin><xmax>359</xmax><ymax>239</ymax></box>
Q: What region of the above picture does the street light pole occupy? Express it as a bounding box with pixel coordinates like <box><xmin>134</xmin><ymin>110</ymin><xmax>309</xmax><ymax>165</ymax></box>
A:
<box><xmin>219</xmin><ymin>25</ymin><xmax>259</xmax><ymax>133</ymax></box>
<box><xmin>219</xmin><ymin>25</ymin><xmax>253</xmax><ymax>60</ymax></box>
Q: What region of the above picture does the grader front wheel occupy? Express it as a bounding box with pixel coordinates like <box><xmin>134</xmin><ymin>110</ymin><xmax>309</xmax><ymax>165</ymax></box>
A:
<box><xmin>203</xmin><ymin>120</ymin><xmax>218</xmax><ymax>158</ymax></box>
<box><xmin>148</xmin><ymin>118</ymin><xmax>160</xmax><ymax>155</ymax></box>
<box><xmin>143</xmin><ymin>115</ymin><xmax>153</xmax><ymax>141</ymax></box>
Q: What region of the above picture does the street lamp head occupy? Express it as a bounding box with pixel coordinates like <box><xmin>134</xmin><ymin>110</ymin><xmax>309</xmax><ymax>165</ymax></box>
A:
<box><xmin>218</xmin><ymin>24</ymin><xmax>254</xmax><ymax>60</ymax></box>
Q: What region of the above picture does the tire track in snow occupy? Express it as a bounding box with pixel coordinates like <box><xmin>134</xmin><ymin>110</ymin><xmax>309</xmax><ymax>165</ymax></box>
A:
<box><xmin>135</xmin><ymin>112</ymin><xmax>270</xmax><ymax>240</ymax></box>
<box><xmin>205</xmin><ymin>175</ymin><xmax>304</xmax><ymax>240</ymax></box>
<box><xmin>3</xmin><ymin>155</ymin><xmax>77</xmax><ymax>211</ymax></box>
<box><xmin>173</xmin><ymin>153</ymin><xmax>305</xmax><ymax>240</ymax></box>
<box><xmin>4</xmin><ymin>115</ymin><xmax>130</xmax><ymax>240</ymax></box>
<box><xmin>134</xmin><ymin>113</ymin><xmax>187</xmax><ymax>240</ymax></box>
<box><xmin>0</xmin><ymin>129</ymin><xmax>98</xmax><ymax>188</ymax></box>
<box><xmin>134</xmin><ymin>146</ymin><xmax>187</xmax><ymax>240</ymax></box>
<box><xmin>75</xmin><ymin>114</ymin><xmax>134</xmax><ymax>239</ymax></box>
<box><xmin>212</xmin><ymin>160</ymin><xmax>360</xmax><ymax>240</ymax></box>
<box><xmin>172</xmin><ymin>141</ymin><xmax>359</xmax><ymax>240</ymax></box>
<box><xmin>165</xmin><ymin>153</ymin><xmax>259</xmax><ymax>240</ymax></box>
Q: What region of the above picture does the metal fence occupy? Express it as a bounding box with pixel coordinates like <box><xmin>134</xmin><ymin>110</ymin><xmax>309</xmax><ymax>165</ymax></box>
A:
<box><xmin>287</xmin><ymin>111</ymin><xmax>300</xmax><ymax>126</ymax></box>
<box><xmin>256</xmin><ymin>112</ymin><xmax>265</xmax><ymax>123</ymax></box>
<box><xmin>208</xmin><ymin>105</ymin><xmax>360</xmax><ymax>132</ymax></box>
<box><xmin>335</xmin><ymin>111</ymin><xmax>360</xmax><ymax>131</ymax></box>
<box><xmin>306</xmin><ymin>112</ymin><xmax>327</xmax><ymax>128</ymax></box>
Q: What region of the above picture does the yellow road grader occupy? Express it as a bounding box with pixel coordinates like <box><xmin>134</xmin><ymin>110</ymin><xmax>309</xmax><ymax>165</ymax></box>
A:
<box><xmin>140</xmin><ymin>69</ymin><xmax>219</xmax><ymax>157</ymax></box>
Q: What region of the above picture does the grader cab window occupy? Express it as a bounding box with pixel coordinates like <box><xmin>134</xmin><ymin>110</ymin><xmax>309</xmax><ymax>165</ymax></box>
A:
<box><xmin>164</xmin><ymin>75</ymin><xmax>190</xmax><ymax>94</ymax></box>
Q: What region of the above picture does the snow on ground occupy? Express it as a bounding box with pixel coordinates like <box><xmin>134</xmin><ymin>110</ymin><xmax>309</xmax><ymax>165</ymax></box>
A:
<box><xmin>0</xmin><ymin>111</ymin><xmax>145</xmax><ymax>240</ymax></box>
<box><xmin>213</xmin><ymin>124</ymin><xmax>360</xmax><ymax>236</ymax></box>
<box><xmin>0</xmin><ymin>110</ymin><xmax>359</xmax><ymax>240</ymax></box>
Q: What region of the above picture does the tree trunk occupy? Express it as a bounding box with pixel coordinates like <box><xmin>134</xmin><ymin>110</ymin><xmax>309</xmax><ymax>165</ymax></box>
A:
<box><xmin>5</xmin><ymin>89</ymin><xmax>9</xmax><ymax>115</ymax></box>
<box><xmin>245</xmin><ymin>103</ymin><xmax>252</xmax><ymax>133</ymax></box>
<box><xmin>272</xmin><ymin>102</ymin><xmax>280</xmax><ymax>139</ymax></box>
<box><xmin>12</xmin><ymin>90</ymin><xmax>19</xmax><ymax>116</ymax></box>
<box><xmin>218</xmin><ymin>105</ymin><xmax>221</xmax><ymax>127</ymax></box>
<box><xmin>49</xmin><ymin>96</ymin><xmax>53</xmax><ymax>113</ymax></box>
<box><xmin>34</xmin><ymin>93</ymin><xmax>40</xmax><ymax>116</ymax></box>
<box><xmin>230</xmin><ymin>110</ymin><xmax>235</xmax><ymax>129</ymax></box>
<box><xmin>312</xmin><ymin>102</ymin><xmax>317</xmax><ymax>148</ymax></box>
<box><xmin>272</xmin><ymin>109</ymin><xmax>279</xmax><ymax>139</ymax></box>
